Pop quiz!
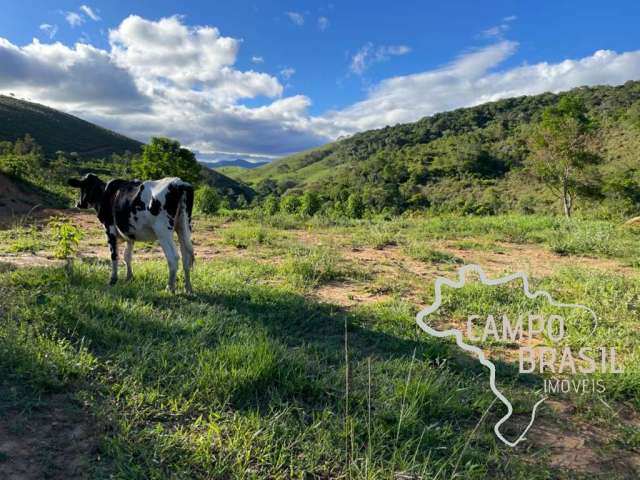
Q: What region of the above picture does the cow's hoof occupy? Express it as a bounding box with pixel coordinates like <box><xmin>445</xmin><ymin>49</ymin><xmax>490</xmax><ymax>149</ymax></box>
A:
<box><xmin>109</xmin><ymin>278</ymin><xmax>117</xmax><ymax>286</ymax></box>
<box><xmin>166</xmin><ymin>286</ymin><xmax>176</xmax><ymax>294</ymax></box>
<box><xmin>126</xmin><ymin>275</ymin><xmax>134</xmax><ymax>282</ymax></box>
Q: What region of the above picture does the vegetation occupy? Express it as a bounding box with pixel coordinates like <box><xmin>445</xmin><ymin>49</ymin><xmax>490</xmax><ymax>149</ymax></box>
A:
<box><xmin>133</xmin><ymin>137</ymin><xmax>202</xmax><ymax>184</ymax></box>
<box><xmin>230</xmin><ymin>81</ymin><xmax>640</xmax><ymax>220</ymax></box>
<box><xmin>1</xmin><ymin>211</ymin><xmax>640</xmax><ymax>478</ymax></box>
<box><xmin>527</xmin><ymin>96</ymin><xmax>601</xmax><ymax>217</ymax></box>
<box><xmin>0</xmin><ymin>94</ymin><xmax>142</xmax><ymax>158</ymax></box>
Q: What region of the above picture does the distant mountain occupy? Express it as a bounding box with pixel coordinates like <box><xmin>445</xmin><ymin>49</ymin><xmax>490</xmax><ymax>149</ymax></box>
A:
<box><xmin>0</xmin><ymin>95</ymin><xmax>143</xmax><ymax>158</ymax></box>
<box><xmin>203</xmin><ymin>158</ymin><xmax>269</xmax><ymax>169</ymax></box>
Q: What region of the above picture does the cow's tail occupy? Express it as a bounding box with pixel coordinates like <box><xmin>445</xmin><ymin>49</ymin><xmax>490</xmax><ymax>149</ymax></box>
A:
<box><xmin>176</xmin><ymin>183</ymin><xmax>195</xmax><ymax>267</ymax></box>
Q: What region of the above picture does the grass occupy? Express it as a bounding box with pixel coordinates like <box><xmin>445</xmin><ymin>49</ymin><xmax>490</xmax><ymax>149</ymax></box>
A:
<box><xmin>1</xmin><ymin>211</ymin><xmax>640</xmax><ymax>478</ymax></box>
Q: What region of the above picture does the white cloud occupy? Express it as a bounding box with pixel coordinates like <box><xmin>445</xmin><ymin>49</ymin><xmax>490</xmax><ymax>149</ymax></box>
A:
<box><xmin>280</xmin><ymin>67</ymin><xmax>295</xmax><ymax>80</ymax></box>
<box><xmin>251</xmin><ymin>55</ymin><xmax>264</xmax><ymax>64</ymax></box>
<box><xmin>80</xmin><ymin>5</ymin><xmax>101</xmax><ymax>21</ymax></box>
<box><xmin>285</xmin><ymin>11</ymin><xmax>304</xmax><ymax>26</ymax></box>
<box><xmin>481</xmin><ymin>15</ymin><xmax>517</xmax><ymax>39</ymax></box>
<box><xmin>109</xmin><ymin>15</ymin><xmax>281</xmax><ymax>104</ymax></box>
<box><xmin>316</xmin><ymin>42</ymin><xmax>640</xmax><ymax>138</ymax></box>
<box><xmin>65</xmin><ymin>12</ymin><xmax>84</xmax><ymax>27</ymax></box>
<box><xmin>350</xmin><ymin>42</ymin><xmax>411</xmax><ymax>75</ymax></box>
<box><xmin>318</xmin><ymin>16</ymin><xmax>329</xmax><ymax>31</ymax></box>
<box><xmin>39</xmin><ymin>24</ymin><xmax>58</xmax><ymax>39</ymax></box>
<box><xmin>0</xmin><ymin>15</ymin><xmax>322</xmax><ymax>156</ymax></box>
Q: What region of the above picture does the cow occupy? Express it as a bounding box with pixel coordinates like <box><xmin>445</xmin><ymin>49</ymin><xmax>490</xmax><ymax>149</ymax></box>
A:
<box><xmin>68</xmin><ymin>173</ymin><xmax>195</xmax><ymax>294</ymax></box>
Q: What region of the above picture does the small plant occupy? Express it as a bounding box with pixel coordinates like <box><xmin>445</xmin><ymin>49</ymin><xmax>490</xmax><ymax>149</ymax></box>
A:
<box><xmin>49</xmin><ymin>217</ymin><xmax>83</xmax><ymax>269</ymax></box>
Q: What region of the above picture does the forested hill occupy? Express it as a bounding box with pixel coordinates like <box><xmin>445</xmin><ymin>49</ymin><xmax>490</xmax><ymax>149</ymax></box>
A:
<box><xmin>0</xmin><ymin>95</ymin><xmax>143</xmax><ymax>158</ymax></box>
<box><xmin>233</xmin><ymin>80</ymin><xmax>640</xmax><ymax>217</ymax></box>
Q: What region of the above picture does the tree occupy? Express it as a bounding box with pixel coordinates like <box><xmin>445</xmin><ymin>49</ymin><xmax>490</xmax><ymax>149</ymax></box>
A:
<box><xmin>300</xmin><ymin>192</ymin><xmax>321</xmax><ymax>216</ymax></box>
<box><xmin>133</xmin><ymin>137</ymin><xmax>201</xmax><ymax>184</ymax></box>
<box><xmin>280</xmin><ymin>195</ymin><xmax>301</xmax><ymax>214</ymax></box>
<box><xmin>195</xmin><ymin>186</ymin><xmax>221</xmax><ymax>214</ymax></box>
<box><xmin>527</xmin><ymin>96</ymin><xmax>600</xmax><ymax>217</ymax></box>
<box><xmin>346</xmin><ymin>192</ymin><xmax>365</xmax><ymax>219</ymax></box>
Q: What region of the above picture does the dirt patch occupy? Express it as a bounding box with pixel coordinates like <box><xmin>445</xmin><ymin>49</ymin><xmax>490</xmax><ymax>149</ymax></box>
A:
<box><xmin>0</xmin><ymin>393</ymin><xmax>100</xmax><ymax>479</ymax></box>
<box><xmin>314</xmin><ymin>280</ymin><xmax>393</xmax><ymax>307</ymax></box>
<box><xmin>524</xmin><ymin>409</ymin><xmax>640</xmax><ymax>478</ymax></box>
<box><xmin>442</xmin><ymin>241</ymin><xmax>637</xmax><ymax>277</ymax></box>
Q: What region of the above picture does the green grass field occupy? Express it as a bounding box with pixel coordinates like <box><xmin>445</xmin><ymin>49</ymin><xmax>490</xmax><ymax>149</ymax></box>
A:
<box><xmin>1</xmin><ymin>212</ymin><xmax>640</xmax><ymax>478</ymax></box>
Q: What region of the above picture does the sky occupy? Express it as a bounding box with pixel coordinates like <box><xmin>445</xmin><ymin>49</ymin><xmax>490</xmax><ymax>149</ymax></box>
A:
<box><xmin>1</xmin><ymin>1</ymin><xmax>640</xmax><ymax>162</ymax></box>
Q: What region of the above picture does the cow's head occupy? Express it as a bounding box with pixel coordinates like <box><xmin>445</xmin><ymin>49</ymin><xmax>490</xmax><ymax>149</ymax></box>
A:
<box><xmin>67</xmin><ymin>173</ymin><xmax>106</xmax><ymax>209</ymax></box>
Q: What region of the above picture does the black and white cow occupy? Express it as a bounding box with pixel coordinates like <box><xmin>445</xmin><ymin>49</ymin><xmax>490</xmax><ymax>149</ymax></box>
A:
<box><xmin>68</xmin><ymin>173</ymin><xmax>195</xmax><ymax>293</ymax></box>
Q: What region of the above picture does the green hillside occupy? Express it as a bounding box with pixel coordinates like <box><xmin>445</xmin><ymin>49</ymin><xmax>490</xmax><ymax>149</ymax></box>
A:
<box><xmin>233</xmin><ymin>81</ymin><xmax>640</xmax><ymax>218</ymax></box>
<box><xmin>0</xmin><ymin>95</ymin><xmax>143</xmax><ymax>158</ymax></box>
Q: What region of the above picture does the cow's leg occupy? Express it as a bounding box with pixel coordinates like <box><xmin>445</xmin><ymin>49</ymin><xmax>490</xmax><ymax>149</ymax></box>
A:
<box><xmin>124</xmin><ymin>240</ymin><xmax>134</xmax><ymax>281</ymax></box>
<box><xmin>176</xmin><ymin>223</ymin><xmax>194</xmax><ymax>294</ymax></box>
<box><xmin>157</xmin><ymin>234</ymin><xmax>179</xmax><ymax>293</ymax></box>
<box><xmin>106</xmin><ymin>227</ymin><xmax>119</xmax><ymax>285</ymax></box>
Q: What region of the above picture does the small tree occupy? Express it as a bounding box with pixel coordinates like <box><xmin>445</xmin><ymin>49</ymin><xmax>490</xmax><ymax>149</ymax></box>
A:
<box><xmin>300</xmin><ymin>192</ymin><xmax>321</xmax><ymax>216</ymax></box>
<box><xmin>195</xmin><ymin>186</ymin><xmax>221</xmax><ymax>214</ymax></box>
<box><xmin>280</xmin><ymin>195</ymin><xmax>301</xmax><ymax>214</ymax></box>
<box><xmin>527</xmin><ymin>96</ymin><xmax>600</xmax><ymax>217</ymax></box>
<box><xmin>346</xmin><ymin>193</ymin><xmax>365</xmax><ymax>219</ymax></box>
<box><xmin>133</xmin><ymin>137</ymin><xmax>201</xmax><ymax>184</ymax></box>
<box><xmin>262</xmin><ymin>195</ymin><xmax>279</xmax><ymax>215</ymax></box>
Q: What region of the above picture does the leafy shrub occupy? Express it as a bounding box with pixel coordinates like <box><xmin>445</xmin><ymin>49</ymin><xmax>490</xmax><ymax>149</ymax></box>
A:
<box><xmin>195</xmin><ymin>186</ymin><xmax>221</xmax><ymax>215</ymax></box>
<box><xmin>48</xmin><ymin>217</ymin><xmax>83</xmax><ymax>267</ymax></box>
<box><xmin>299</xmin><ymin>192</ymin><xmax>321</xmax><ymax>216</ymax></box>
<box><xmin>280</xmin><ymin>195</ymin><xmax>301</xmax><ymax>214</ymax></box>
<box><xmin>262</xmin><ymin>195</ymin><xmax>279</xmax><ymax>215</ymax></box>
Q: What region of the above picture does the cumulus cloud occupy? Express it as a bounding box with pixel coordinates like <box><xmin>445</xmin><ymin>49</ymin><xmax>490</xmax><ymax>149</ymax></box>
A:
<box><xmin>285</xmin><ymin>11</ymin><xmax>304</xmax><ymax>26</ymax></box>
<box><xmin>39</xmin><ymin>23</ymin><xmax>58</xmax><ymax>39</ymax></box>
<box><xmin>0</xmin><ymin>38</ymin><xmax>147</xmax><ymax>111</ymax></box>
<box><xmin>65</xmin><ymin>12</ymin><xmax>84</xmax><ymax>27</ymax></box>
<box><xmin>80</xmin><ymin>5</ymin><xmax>101</xmax><ymax>21</ymax></box>
<box><xmin>0</xmin><ymin>15</ymin><xmax>322</xmax><ymax>156</ymax></box>
<box><xmin>350</xmin><ymin>42</ymin><xmax>411</xmax><ymax>75</ymax></box>
<box><xmin>318</xmin><ymin>16</ymin><xmax>329</xmax><ymax>31</ymax></box>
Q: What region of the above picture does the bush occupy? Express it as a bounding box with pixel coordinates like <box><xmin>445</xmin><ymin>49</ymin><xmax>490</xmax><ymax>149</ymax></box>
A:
<box><xmin>280</xmin><ymin>195</ymin><xmax>301</xmax><ymax>214</ymax></box>
<box><xmin>132</xmin><ymin>137</ymin><xmax>201</xmax><ymax>184</ymax></box>
<box><xmin>195</xmin><ymin>186</ymin><xmax>221</xmax><ymax>215</ymax></box>
<box><xmin>299</xmin><ymin>192</ymin><xmax>321</xmax><ymax>216</ymax></box>
<box><xmin>262</xmin><ymin>195</ymin><xmax>280</xmax><ymax>215</ymax></box>
<box><xmin>0</xmin><ymin>153</ymin><xmax>39</xmax><ymax>178</ymax></box>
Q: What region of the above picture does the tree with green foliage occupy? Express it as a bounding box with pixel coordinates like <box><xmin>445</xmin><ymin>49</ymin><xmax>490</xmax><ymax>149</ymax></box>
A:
<box><xmin>300</xmin><ymin>192</ymin><xmax>321</xmax><ymax>216</ymax></box>
<box><xmin>133</xmin><ymin>137</ymin><xmax>201</xmax><ymax>184</ymax></box>
<box><xmin>527</xmin><ymin>96</ymin><xmax>601</xmax><ymax>217</ymax></box>
<box><xmin>346</xmin><ymin>192</ymin><xmax>365</xmax><ymax>219</ymax></box>
<box><xmin>280</xmin><ymin>195</ymin><xmax>301</xmax><ymax>214</ymax></box>
<box><xmin>262</xmin><ymin>195</ymin><xmax>280</xmax><ymax>215</ymax></box>
<box><xmin>195</xmin><ymin>186</ymin><xmax>221</xmax><ymax>214</ymax></box>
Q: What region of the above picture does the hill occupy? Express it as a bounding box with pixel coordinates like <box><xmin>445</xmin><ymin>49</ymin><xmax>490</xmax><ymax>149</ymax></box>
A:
<box><xmin>0</xmin><ymin>95</ymin><xmax>143</xmax><ymax>158</ymax></box>
<box><xmin>232</xmin><ymin>80</ymin><xmax>640</xmax><ymax>217</ymax></box>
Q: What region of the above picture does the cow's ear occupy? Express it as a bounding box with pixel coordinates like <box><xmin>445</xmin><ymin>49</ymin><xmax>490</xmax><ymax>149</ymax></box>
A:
<box><xmin>68</xmin><ymin>178</ymin><xmax>82</xmax><ymax>188</ymax></box>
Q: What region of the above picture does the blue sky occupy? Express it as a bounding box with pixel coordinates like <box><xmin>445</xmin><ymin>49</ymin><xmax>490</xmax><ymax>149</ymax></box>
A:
<box><xmin>2</xmin><ymin>1</ymin><xmax>640</xmax><ymax>161</ymax></box>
